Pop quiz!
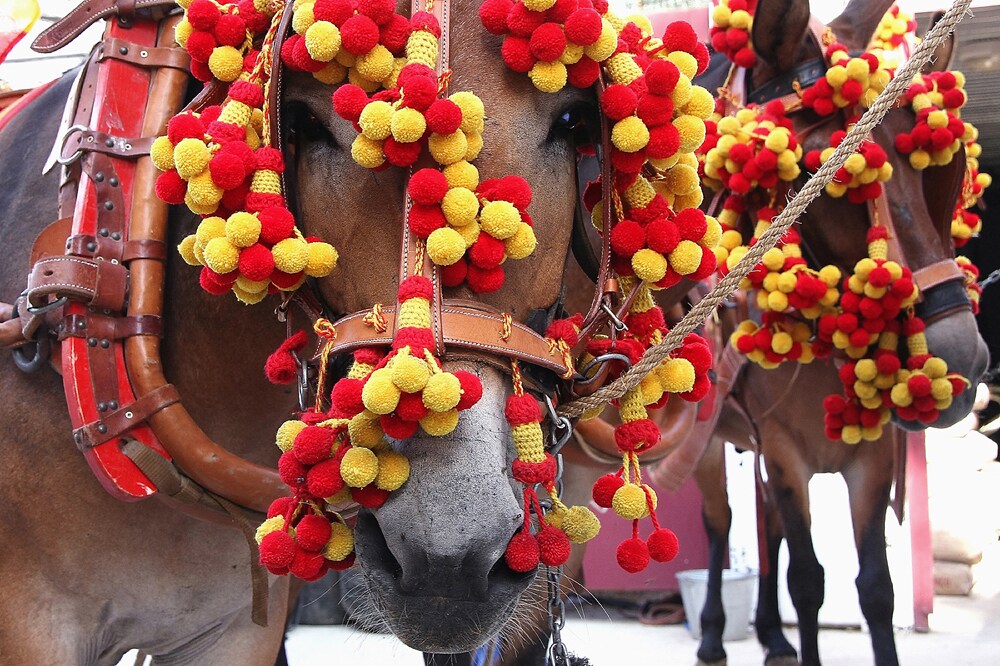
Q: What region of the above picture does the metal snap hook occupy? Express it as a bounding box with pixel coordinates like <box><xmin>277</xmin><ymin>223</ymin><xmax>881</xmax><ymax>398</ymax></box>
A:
<box><xmin>601</xmin><ymin>302</ymin><xmax>628</xmax><ymax>332</ymax></box>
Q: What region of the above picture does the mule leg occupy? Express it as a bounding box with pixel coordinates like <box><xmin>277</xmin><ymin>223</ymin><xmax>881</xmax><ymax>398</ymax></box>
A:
<box><xmin>692</xmin><ymin>435</ymin><xmax>732</xmax><ymax>666</ymax></box>
<box><xmin>766</xmin><ymin>455</ymin><xmax>824</xmax><ymax>666</ymax></box>
<box><xmin>843</xmin><ymin>443</ymin><xmax>899</xmax><ymax>666</ymax></box>
<box><xmin>755</xmin><ymin>499</ymin><xmax>797</xmax><ymax>665</ymax></box>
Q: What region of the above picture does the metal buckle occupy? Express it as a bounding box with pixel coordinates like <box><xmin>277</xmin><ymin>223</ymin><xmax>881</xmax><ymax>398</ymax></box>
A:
<box><xmin>56</xmin><ymin>124</ymin><xmax>89</xmax><ymax>166</ymax></box>
<box><xmin>291</xmin><ymin>350</ymin><xmax>312</xmax><ymax>412</ymax></box>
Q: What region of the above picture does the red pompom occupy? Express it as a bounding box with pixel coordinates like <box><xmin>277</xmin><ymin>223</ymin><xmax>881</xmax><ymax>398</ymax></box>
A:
<box><xmin>295</xmin><ymin>514</ymin><xmax>333</xmax><ymax>552</ymax></box>
<box><xmin>501</xmin><ymin>35</ymin><xmax>536</xmax><ymax>73</ymax></box>
<box><xmin>380</xmin><ymin>13</ymin><xmax>413</xmax><ymax>54</ymax></box>
<box><xmin>289</xmin><ymin>548</ymin><xmax>326</xmax><ymax>580</ymax></box>
<box><xmin>398</xmin><ymin>73</ymin><xmax>437</xmax><ymax>112</ymax></box>
<box><xmin>236</xmin><ymin>242</ymin><xmax>274</xmax><ymax>283</ymax></box>
<box><xmin>331</xmin><ymin>377</ymin><xmax>366</xmax><ymax>416</ymax></box>
<box><xmin>380</xmin><ymin>413</ymin><xmax>420</xmax><ymax>439</ymax></box>
<box><xmin>470</xmin><ymin>234</ymin><xmax>505</xmax><ymax>270</ymax></box>
<box><xmin>675</xmin><ymin>208</ymin><xmax>707</xmax><ymax>241</ymax></box>
<box><xmin>479</xmin><ymin>0</ymin><xmax>514</xmax><ymax>35</ymax></box>
<box><xmin>383</xmin><ymin>136</ymin><xmax>423</xmax><ymax>167</ymax></box>
<box><xmin>646</xmin><ymin>218</ymin><xmax>681</xmax><ymax>254</ymax></box>
<box><xmin>263</xmin><ymin>329</ymin><xmax>305</xmax><ymax>385</ymax></box>
<box><xmin>614</xmin><ymin>418</ymin><xmax>661</xmax><ymax>452</ymax></box>
<box><xmin>601</xmin><ymin>84</ymin><xmax>638</xmax><ymax>121</ymax></box>
<box><xmin>213</xmin><ymin>13</ymin><xmax>247</xmax><ymax>47</ymax></box>
<box><xmin>199</xmin><ymin>267</ymin><xmax>235</xmax><ymax>296</ymax></box>
<box><xmin>294</xmin><ymin>426</ymin><xmax>335</xmax><ymax>465</ymax></box>
<box><xmin>538</xmin><ymin>525</ymin><xmax>571</xmax><ymax>566</ymax></box>
<box><xmin>313</xmin><ymin>0</ymin><xmax>355</xmax><ymax>26</ymax></box>
<box><xmin>505</xmin><ymin>531</ymin><xmax>540</xmax><ymax>572</ymax></box>
<box><xmin>409</xmin><ymin>168</ymin><xmax>450</xmax><ymax>205</ymax></box>
<box><xmin>332</xmin><ymin>84</ymin><xmax>370</xmax><ymax>122</ymax></box>
<box><xmin>408</xmin><ymin>204</ymin><xmax>447</xmax><ymax>237</ymax></box>
<box><xmin>505</xmin><ymin>393</ymin><xmax>541</xmax><ymax>426</ymax></box>
<box><xmin>592</xmin><ymin>473</ymin><xmax>624</xmax><ymax>508</ymax></box>
<box><xmin>645</xmin><ymin>60</ymin><xmax>680</xmax><ymax>96</ymax></box>
<box><xmin>186</xmin><ymin>0</ymin><xmax>220</xmax><ymax>31</ymax></box>
<box><xmin>167</xmin><ymin>113</ymin><xmax>205</xmax><ymax>144</ymax></box>
<box><xmin>278</xmin><ymin>451</ymin><xmax>308</xmax><ymax>488</ymax></box>
<box><xmin>529</xmin><ymin>22</ymin><xmax>566</xmax><ymax>62</ymax></box>
<box><xmin>617</xmin><ymin>536</ymin><xmax>650</xmax><ymax>573</ymax></box>
<box><xmin>648</xmin><ymin>528</ymin><xmax>680</xmax><ymax>562</ymax></box>
<box><xmin>341</xmin><ymin>14</ymin><xmax>381</xmax><ymax>55</ymax></box>
<box><xmin>506</xmin><ymin>3</ymin><xmax>546</xmax><ymax>37</ymax></box>
<box><xmin>478</xmin><ymin>175</ymin><xmax>532</xmax><ymax>210</ymax></box>
<box><xmin>440</xmin><ymin>257</ymin><xmax>468</xmax><ymax>287</ymax></box>
<box><xmin>259</xmin><ymin>529</ymin><xmax>296</xmax><ymax>571</ymax></box>
<box><xmin>636</xmin><ymin>93</ymin><xmax>674</xmax><ymax>128</ymax></box>
<box><xmin>423</xmin><ymin>98</ymin><xmax>462</xmax><ymax>135</ymax></box>
<box><xmin>646</xmin><ymin>123</ymin><xmax>681</xmax><ymax>159</ymax></box>
<box><xmin>610</xmin><ymin>219</ymin><xmax>645</xmax><ymax>257</ymax></box>
<box><xmin>267</xmin><ymin>496</ymin><xmax>295</xmax><ymax>519</ymax></box>
<box><xmin>409</xmin><ymin>11</ymin><xmax>441</xmax><ymax>37</ymax></box>
<box><xmin>155</xmin><ymin>170</ymin><xmax>187</xmax><ymax>205</ymax></box>
<box><xmin>396</xmin><ymin>390</ymin><xmax>431</xmax><ymax>422</ymax></box>
<box><xmin>307</xmin><ymin>457</ymin><xmax>345</xmax><ymax>498</ymax></box>
<box><xmin>548</xmin><ymin>0</ymin><xmax>577</xmax><ymax>23</ymax></box>
<box><xmin>567</xmin><ymin>57</ymin><xmax>600</xmax><ymax>88</ymax></box>
<box><xmin>357</xmin><ymin>0</ymin><xmax>395</xmax><ymax>25</ymax></box>
<box><xmin>254</xmin><ymin>206</ymin><xmax>293</xmax><ymax>246</ymax></box>
<box><xmin>564</xmin><ymin>8</ymin><xmax>602</xmax><ymax>46</ymax></box>
<box><xmin>466</xmin><ymin>264</ymin><xmax>505</xmax><ymax>293</ymax></box>
<box><xmin>351</xmin><ymin>484</ymin><xmax>390</xmax><ymax>508</ymax></box>
<box><xmin>454</xmin><ymin>370</ymin><xmax>483</xmax><ymax>410</ymax></box>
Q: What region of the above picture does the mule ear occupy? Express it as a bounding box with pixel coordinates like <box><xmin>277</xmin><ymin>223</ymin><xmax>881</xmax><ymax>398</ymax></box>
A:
<box><xmin>826</xmin><ymin>0</ymin><xmax>897</xmax><ymax>51</ymax></box>
<box><xmin>751</xmin><ymin>0</ymin><xmax>813</xmax><ymax>72</ymax></box>
<box><xmin>922</xmin><ymin>10</ymin><xmax>957</xmax><ymax>73</ymax></box>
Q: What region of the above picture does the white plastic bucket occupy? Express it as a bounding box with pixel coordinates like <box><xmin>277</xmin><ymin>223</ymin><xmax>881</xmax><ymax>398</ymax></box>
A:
<box><xmin>676</xmin><ymin>569</ymin><xmax>757</xmax><ymax>641</ymax></box>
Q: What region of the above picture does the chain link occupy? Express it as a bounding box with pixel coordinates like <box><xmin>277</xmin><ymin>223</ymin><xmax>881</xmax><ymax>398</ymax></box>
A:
<box><xmin>541</xmin><ymin>413</ymin><xmax>570</xmax><ymax>666</ymax></box>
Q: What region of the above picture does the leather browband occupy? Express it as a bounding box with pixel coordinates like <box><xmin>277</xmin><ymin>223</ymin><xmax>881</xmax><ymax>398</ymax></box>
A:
<box><xmin>915</xmin><ymin>278</ymin><xmax>971</xmax><ymax>323</ymax></box>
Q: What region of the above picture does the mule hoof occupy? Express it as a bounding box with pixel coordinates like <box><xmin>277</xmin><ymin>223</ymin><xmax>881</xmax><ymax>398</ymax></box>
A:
<box><xmin>696</xmin><ymin>660</ymin><xmax>726</xmax><ymax>666</ymax></box>
<box><xmin>764</xmin><ymin>656</ymin><xmax>800</xmax><ymax>666</ymax></box>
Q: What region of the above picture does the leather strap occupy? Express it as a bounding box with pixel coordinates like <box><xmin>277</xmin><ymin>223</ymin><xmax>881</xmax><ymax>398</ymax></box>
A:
<box><xmin>98</xmin><ymin>37</ymin><xmax>191</xmax><ymax>70</ymax></box>
<box><xmin>60</xmin><ymin>313</ymin><xmax>162</xmax><ymax>340</ymax></box>
<box><xmin>328</xmin><ymin>303</ymin><xmax>570</xmax><ymax>376</ymax></box>
<box><xmin>61</xmin><ymin>127</ymin><xmax>155</xmax><ymax>160</ymax></box>
<box><xmin>915</xmin><ymin>278</ymin><xmax>971</xmax><ymax>324</ymax></box>
<box><xmin>25</xmin><ymin>256</ymin><xmax>128</xmax><ymax>312</ymax></box>
<box><xmin>73</xmin><ymin>383</ymin><xmax>181</xmax><ymax>449</ymax></box>
<box><xmin>31</xmin><ymin>0</ymin><xmax>179</xmax><ymax>53</ymax></box>
<box><xmin>67</xmin><ymin>234</ymin><xmax>166</xmax><ymax>261</ymax></box>
<box><xmin>912</xmin><ymin>259</ymin><xmax>966</xmax><ymax>293</ymax></box>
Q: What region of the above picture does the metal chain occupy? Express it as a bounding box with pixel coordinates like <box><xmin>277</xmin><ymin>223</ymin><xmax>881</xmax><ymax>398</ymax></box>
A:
<box><xmin>542</xmin><ymin>410</ymin><xmax>571</xmax><ymax>666</ymax></box>
<box><xmin>978</xmin><ymin>266</ymin><xmax>1000</xmax><ymax>290</ymax></box>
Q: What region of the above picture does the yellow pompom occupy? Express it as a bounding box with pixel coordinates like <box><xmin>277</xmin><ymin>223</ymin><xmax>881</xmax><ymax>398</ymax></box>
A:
<box><xmin>174</xmin><ymin>18</ymin><xmax>193</xmax><ymax>47</ymax></box>
<box><xmin>612</xmin><ymin>484</ymin><xmax>649</xmax><ymax>519</ymax></box>
<box><xmin>441</xmin><ymin>187</ymin><xmax>479</xmax><ymax>227</ymax></box>
<box><xmin>357</xmin><ymin>44</ymin><xmax>394</xmax><ymax>82</ymax></box>
<box><xmin>443</xmin><ymin>161</ymin><xmax>480</xmax><ymax>190</ymax></box>
<box><xmin>195</xmin><ymin>216</ymin><xmax>226</xmax><ymax>248</ymax></box>
<box><xmin>323</xmin><ymin>522</ymin><xmax>355</xmax><ymax>561</ymax></box>
<box><xmin>923</xmin><ymin>357</ymin><xmax>948</xmax><ymax>379</ymax></box>
<box><xmin>292</xmin><ymin>3</ymin><xmax>315</xmax><ymax>34</ymax></box>
<box><xmin>729</xmin><ymin>8</ymin><xmax>751</xmax><ymax>30</ymax></box>
<box><xmin>305</xmin><ymin>242</ymin><xmax>338</xmax><ymax>277</ymax></box>
<box><xmin>208</xmin><ymin>46</ymin><xmax>244</xmax><ymax>82</ymax></box>
<box><xmin>529</xmin><ymin>60</ymin><xmax>568</xmax><ymax>93</ymax></box>
<box><xmin>611</xmin><ymin>116</ymin><xmax>650</xmax><ymax>153</ymax></box>
<box><xmin>275</xmin><ymin>419</ymin><xmax>307</xmax><ymax>453</ymax></box>
<box><xmin>203</xmin><ymin>237</ymin><xmax>239</xmax><ymax>274</ymax></box>
<box><xmin>348</xmin><ymin>411</ymin><xmax>385</xmax><ymax>447</ymax></box>
<box><xmin>151</xmin><ymin>136</ymin><xmax>176</xmax><ymax>172</ymax></box>
<box><xmin>351</xmin><ymin>134</ymin><xmax>385</xmax><ymax>168</ymax></box>
<box><xmin>669</xmin><ymin>240</ymin><xmax>703</xmax><ymax>275</ymax></box>
<box><xmin>560</xmin><ymin>505</ymin><xmax>601</xmax><ymax>544</ymax></box>
<box><xmin>427</xmin><ymin>227</ymin><xmax>467</xmax><ymax>266</ymax></box>
<box><xmin>359</xmin><ymin>100</ymin><xmax>394</xmax><ymax>141</ymax></box>
<box><xmin>347</xmin><ymin>66</ymin><xmax>380</xmax><ymax>93</ymax></box>
<box><xmin>659</xmin><ymin>357</ymin><xmax>695</xmax><ymax>393</ymax></box>
<box><xmin>826</xmin><ymin>65</ymin><xmax>848</xmax><ymax>88</ymax></box>
<box><xmin>771</xmin><ymin>331</ymin><xmax>793</xmax><ymax>355</ymax></box>
<box><xmin>584</xmin><ymin>22</ymin><xmax>618</xmax><ymax>62</ymax></box>
<box><xmin>673</xmin><ymin>114</ymin><xmax>706</xmax><ymax>153</ymax></box>
<box><xmin>375</xmin><ymin>450</ymin><xmax>410</xmax><ymax>491</ymax></box>
<box><xmin>841</xmin><ymin>424</ymin><xmax>862</xmax><ymax>445</ymax></box>
<box><xmin>271</xmin><ymin>237</ymin><xmax>309</xmax><ymax>274</ymax></box>
<box><xmin>341</xmin><ymin>446</ymin><xmax>378</xmax><ymax>488</ymax></box>
<box><xmin>255</xmin><ymin>515</ymin><xmax>285</xmax><ymax>544</ymax></box>
<box><xmin>665</xmin><ymin>163</ymin><xmax>699</xmax><ymax>195</ymax></box>
<box><xmin>391</xmin><ymin>353</ymin><xmax>430</xmax><ymax>393</ymax></box>
<box><xmin>522</xmin><ymin>0</ymin><xmax>555</xmax><ymax>10</ymax></box>
<box><xmin>422</xmin><ymin>372</ymin><xmax>462</xmax><ymax>412</ymax></box>
<box><xmin>450</xmin><ymin>91</ymin><xmax>485</xmax><ymax>135</ymax></box>
<box><xmin>683</xmin><ymin>85</ymin><xmax>715</xmax><ymax>120</ymax></box>
<box><xmin>231</xmin><ymin>283</ymin><xmax>267</xmax><ymax>304</ymax></box>
<box><xmin>390</xmin><ymin>106</ymin><xmax>427</xmax><ymax>143</ymax></box>
<box><xmin>362</xmin><ymin>368</ymin><xmax>401</xmax><ymax>415</ymax></box>
<box><xmin>671</xmin><ymin>74</ymin><xmax>693</xmax><ymax>107</ymax></box>
<box><xmin>420</xmin><ymin>409</ymin><xmax>459</xmax><ymax>436</ymax></box>
<box><xmin>666</xmin><ymin>51</ymin><xmax>698</xmax><ymax>80</ymax></box>
<box><xmin>505</xmin><ymin>223</ymin><xmax>536</xmax><ymax>260</ymax></box>
<box><xmin>173</xmin><ymin>138</ymin><xmax>211</xmax><ymax>180</ymax></box>
<box><xmin>225</xmin><ymin>212</ymin><xmax>261</xmax><ymax>248</ymax></box>
<box><xmin>177</xmin><ymin>235</ymin><xmax>200</xmax><ymax>266</ymax></box>
<box><xmin>480</xmin><ymin>200</ymin><xmax>521</xmax><ymax>240</ymax></box>
<box><xmin>464</xmin><ymin>131</ymin><xmax>484</xmax><ymax>161</ymax></box>
<box><xmin>560</xmin><ymin>42</ymin><xmax>584</xmax><ymax>65</ymax></box>
<box><xmin>428</xmin><ymin>130</ymin><xmax>468</xmax><ymax>165</ymax></box>
<box><xmin>632</xmin><ymin>248</ymin><xmax>667</xmax><ymax>283</ymax></box>
<box><xmin>890</xmin><ymin>383</ymin><xmax>913</xmax><ymax>407</ymax></box>
<box><xmin>305</xmin><ymin>20</ymin><xmax>341</xmax><ymax>62</ymax></box>
<box><xmin>456</xmin><ymin>221</ymin><xmax>480</xmax><ymax>248</ymax></box>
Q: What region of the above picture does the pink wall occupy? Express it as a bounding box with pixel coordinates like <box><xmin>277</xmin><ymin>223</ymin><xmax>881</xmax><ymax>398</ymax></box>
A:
<box><xmin>647</xmin><ymin>8</ymin><xmax>711</xmax><ymax>43</ymax></box>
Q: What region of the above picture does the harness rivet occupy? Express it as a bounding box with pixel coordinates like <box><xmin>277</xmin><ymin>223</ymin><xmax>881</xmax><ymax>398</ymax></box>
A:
<box><xmin>97</xmin><ymin>402</ymin><xmax>107</xmax><ymax>412</ymax></box>
<box><xmin>94</xmin><ymin>172</ymin><xmax>104</xmax><ymax>182</ymax></box>
<box><xmin>99</xmin><ymin>228</ymin><xmax>109</xmax><ymax>237</ymax></box>
<box><xmin>100</xmin><ymin>339</ymin><xmax>110</xmax><ymax>348</ymax></box>
<box><xmin>109</xmin><ymin>177</ymin><xmax>118</xmax><ymax>187</ymax></box>
<box><xmin>108</xmin><ymin>401</ymin><xmax>118</xmax><ymax>410</ymax></box>
<box><xmin>96</xmin><ymin>424</ymin><xmax>107</xmax><ymax>434</ymax></box>
<box><xmin>104</xmin><ymin>201</ymin><xmax>114</xmax><ymax>211</ymax></box>
<box><xmin>111</xmin><ymin>232</ymin><xmax>121</xmax><ymax>241</ymax></box>
<box><xmin>104</xmin><ymin>138</ymin><xmax>114</xmax><ymax>148</ymax></box>
<box><xmin>140</xmin><ymin>50</ymin><xmax>148</xmax><ymax>58</ymax></box>
<box><xmin>87</xmin><ymin>337</ymin><xmax>97</xmax><ymax>347</ymax></box>
<box><xmin>86</xmin><ymin>242</ymin><xmax>97</xmax><ymax>252</ymax></box>
<box><xmin>119</xmin><ymin>46</ymin><xmax>128</xmax><ymax>55</ymax></box>
<box><xmin>125</xmin><ymin>411</ymin><xmax>133</xmax><ymax>419</ymax></box>
<box><xmin>76</xmin><ymin>320</ymin><xmax>85</xmax><ymax>329</ymax></box>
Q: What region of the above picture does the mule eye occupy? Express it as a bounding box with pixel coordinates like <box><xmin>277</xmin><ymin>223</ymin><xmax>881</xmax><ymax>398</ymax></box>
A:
<box><xmin>547</xmin><ymin>102</ymin><xmax>596</xmax><ymax>145</ymax></box>
<box><xmin>286</xmin><ymin>102</ymin><xmax>336</xmax><ymax>146</ymax></box>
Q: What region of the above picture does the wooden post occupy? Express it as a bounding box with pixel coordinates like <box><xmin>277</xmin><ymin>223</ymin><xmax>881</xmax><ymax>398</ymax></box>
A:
<box><xmin>907</xmin><ymin>431</ymin><xmax>933</xmax><ymax>632</ymax></box>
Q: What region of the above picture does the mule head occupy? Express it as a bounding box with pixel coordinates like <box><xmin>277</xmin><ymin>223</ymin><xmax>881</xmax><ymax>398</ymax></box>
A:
<box><xmin>746</xmin><ymin>0</ymin><xmax>988</xmax><ymax>429</ymax></box>
<box><xmin>281</xmin><ymin>1</ymin><xmax>594</xmax><ymax>652</ymax></box>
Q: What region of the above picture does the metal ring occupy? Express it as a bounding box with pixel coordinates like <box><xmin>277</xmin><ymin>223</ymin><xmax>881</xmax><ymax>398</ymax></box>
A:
<box><xmin>11</xmin><ymin>323</ymin><xmax>51</xmax><ymax>374</ymax></box>
<box><xmin>576</xmin><ymin>352</ymin><xmax>633</xmax><ymax>380</ymax></box>
<box><xmin>291</xmin><ymin>350</ymin><xmax>311</xmax><ymax>412</ymax></box>
<box><xmin>55</xmin><ymin>124</ymin><xmax>89</xmax><ymax>166</ymax></box>
<box><xmin>26</xmin><ymin>296</ymin><xmax>68</xmax><ymax>316</ymax></box>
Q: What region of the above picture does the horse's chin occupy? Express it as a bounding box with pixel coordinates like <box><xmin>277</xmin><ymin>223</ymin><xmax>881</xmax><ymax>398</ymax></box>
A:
<box><xmin>356</xmin><ymin>509</ymin><xmax>534</xmax><ymax>653</ymax></box>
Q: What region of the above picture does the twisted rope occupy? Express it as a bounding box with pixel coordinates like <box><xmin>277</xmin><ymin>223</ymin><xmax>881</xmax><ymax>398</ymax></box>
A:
<box><xmin>557</xmin><ymin>0</ymin><xmax>973</xmax><ymax>419</ymax></box>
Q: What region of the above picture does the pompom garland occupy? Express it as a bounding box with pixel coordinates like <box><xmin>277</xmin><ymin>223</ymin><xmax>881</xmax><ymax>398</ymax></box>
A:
<box><xmin>709</xmin><ymin>0</ymin><xmax>757</xmax><ymax>68</ymax></box>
